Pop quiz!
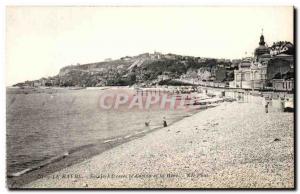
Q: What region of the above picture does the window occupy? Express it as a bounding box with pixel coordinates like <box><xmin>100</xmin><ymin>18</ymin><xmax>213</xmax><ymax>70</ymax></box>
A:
<box><xmin>241</xmin><ymin>74</ymin><xmax>245</xmax><ymax>81</ymax></box>
<box><xmin>254</xmin><ymin>72</ymin><xmax>260</xmax><ymax>80</ymax></box>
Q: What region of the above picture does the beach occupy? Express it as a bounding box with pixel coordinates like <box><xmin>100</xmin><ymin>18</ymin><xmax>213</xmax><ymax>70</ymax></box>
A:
<box><xmin>7</xmin><ymin>87</ymin><xmax>207</xmax><ymax>187</ymax></box>
<box><xmin>23</xmin><ymin>100</ymin><xmax>294</xmax><ymax>188</ymax></box>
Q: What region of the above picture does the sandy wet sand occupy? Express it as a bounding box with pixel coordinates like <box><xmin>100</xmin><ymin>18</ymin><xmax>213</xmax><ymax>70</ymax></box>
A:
<box><xmin>24</xmin><ymin>101</ymin><xmax>294</xmax><ymax>188</ymax></box>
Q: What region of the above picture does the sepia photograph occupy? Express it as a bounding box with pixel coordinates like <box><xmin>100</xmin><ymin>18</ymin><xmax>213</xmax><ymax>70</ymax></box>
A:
<box><xmin>5</xmin><ymin>6</ymin><xmax>295</xmax><ymax>189</ymax></box>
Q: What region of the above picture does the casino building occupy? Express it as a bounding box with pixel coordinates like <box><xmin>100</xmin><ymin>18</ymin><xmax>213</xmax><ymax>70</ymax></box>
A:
<box><xmin>230</xmin><ymin>33</ymin><xmax>270</xmax><ymax>89</ymax></box>
<box><xmin>230</xmin><ymin>32</ymin><xmax>294</xmax><ymax>91</ymax></box>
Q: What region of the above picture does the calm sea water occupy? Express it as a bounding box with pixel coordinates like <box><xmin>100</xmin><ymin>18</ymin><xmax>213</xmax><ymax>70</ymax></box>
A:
<box><xmin>6</xmin><ymin>87</ymin><xmax>197</xmax><ymax>175</ymax></box>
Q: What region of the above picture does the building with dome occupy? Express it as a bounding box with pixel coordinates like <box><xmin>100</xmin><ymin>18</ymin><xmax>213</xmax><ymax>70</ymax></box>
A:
<box><xmin>254</xmin><ymin>33</ymin><xmax>270</xmax><ymax>61</ymax></box>
<box><xmin>230</xmin><ymin>32</ymin><xmax>294</xmax><ymax>91</ymax></box>
<box><xmin>230</xmin><ymin>33</ymin><xmax>269</xmax><ymax>89</ymax></box>
<box><xmin>230</xmin><ymin>57</ymin><xmax>267</xmax><ymax>89</ymax></box>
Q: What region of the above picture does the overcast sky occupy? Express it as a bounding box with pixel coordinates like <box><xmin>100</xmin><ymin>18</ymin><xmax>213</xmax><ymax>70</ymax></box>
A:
<box><xmin>6</xmin><ymin>6</ymin><xmax>293</xmax><ymax>86</ymax></box>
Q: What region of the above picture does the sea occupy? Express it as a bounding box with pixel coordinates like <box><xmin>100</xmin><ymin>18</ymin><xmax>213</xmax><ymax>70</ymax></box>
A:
<box><xmin>6</xmin><ymin>87</ymin><xmax>201</xmax><ymax>176</ymax></box>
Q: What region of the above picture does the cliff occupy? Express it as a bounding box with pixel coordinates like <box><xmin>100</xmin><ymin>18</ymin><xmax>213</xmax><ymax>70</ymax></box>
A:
<box><xmin>14</xmin><ymin>53</ymin><xmax>233</xmax><ymax>87</ymax></box>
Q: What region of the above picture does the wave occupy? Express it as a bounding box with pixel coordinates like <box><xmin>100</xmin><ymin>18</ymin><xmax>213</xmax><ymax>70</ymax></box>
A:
<box><xmin>7</xmin><ymin>127</ymin><xmax>151</xmax><ymax>178</ymax></box>
<box><xmin>7</xmin><ymin>107</ymin><xmax>208</xmax><ymax>179</ymax></box>
<box><xmin>8</xmin><ymin>152</ymin><xmax>69</xmax><ymax>178</ymax></box>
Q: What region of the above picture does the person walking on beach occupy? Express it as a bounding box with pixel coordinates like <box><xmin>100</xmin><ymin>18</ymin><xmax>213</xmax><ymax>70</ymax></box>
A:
<box><xmin>145</xmin><ymin>120</ymin><xmax>150</xmax><ymax>127</ymax></box>
<box><xmin>163</xmin><ymin>117</ymin><xmax>168</xmax><ymax>127</ymax></box>
<box><xmin>280</xmin><ymin>97</ymin><xmax>285</xmax><ymax>112</ymax></box>
<box><xmin>265</xmin><ymin>101</ymin><xmax>269</xmax><ymax>113</ymax></box>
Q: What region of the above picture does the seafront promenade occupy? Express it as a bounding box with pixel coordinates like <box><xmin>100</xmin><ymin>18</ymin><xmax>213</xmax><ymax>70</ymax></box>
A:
<box><xmin>24</xmin><ymin>99</ymin><xmax>294</xmax><ymax>188</ymax></box>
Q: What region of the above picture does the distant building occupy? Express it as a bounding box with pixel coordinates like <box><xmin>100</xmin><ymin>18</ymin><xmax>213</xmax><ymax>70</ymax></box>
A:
<box><xmin>196</xmin><ymin>68</ymin><xmax>212</xmax><ymax>81</ymax></box>
<box><xmin>217</xmin><ymin>58</ymin><xmax>225</xmax><ymax>63</ymax></box>
<box><xmin>198</xmin><ymin>58</ymin><xmax>207</xmax><ymax>63</ymax></box>
<box><xmin>270</xmin><ymin>41</ymin><xmax>294</xmax><ymax>56</ymax></box>
<box><xmin>272</xmin><ymin>79</ymin><xmax>294</xmax><ymax>91</ymax></box>
<box><xmin>33</xmin><ymin>81</ymin><xmax>42</xmax><ymax>87</ymax></box>
<box><xmin>164</xmin><ymin>53</ymin><xmax>177</xmax><ymax>60</ymax></box>
<box><xmin>230</xmin><ymin>32</ymin><xmax>294</xmax><ymax>90</ymax></box>
<box><xmin>158</xmin><ymin>71</ymin><xmax>174</xmax><ymax>81</ymax></box>
<box><xmin>238</xmin><ymin>57</ymin><xmax>252</xmax><ymax>69</ymax></box>
<box><xmin>231</xmin><ymin>60</ymin><xmax>267</xmax><ymax>89</ymax></box>
<box><xmin>121</xmin><ymin>56</ymin><xmax>132</xmax><ymax>61</ymax></box>
<box><xmin>151</xmin><ymin>51</ymin><xmax>162</xmax><ymax>59</ymax></box>
<box><xmin>39</xmin><ymin>78</ymin><xmax>47</xmax><ymax>86</ymax></box>
<box><xmin>230</xmin><ymin>32</ymin><xmax>269</xmax><ymax>89</ymax></box>
<box><xmin>231</xmin><ymin>59</ymin><xmax>241</xmax><ymax>69</ymax></box>
<box><xmin>274</xmin><ymin>53</ymin><xmax>294</xmax><ymax>63</ymax></box>
<box><xmin>157</xmin><ymin>74</ymin><xmax>170</xmax><ymax>81</ymax></box>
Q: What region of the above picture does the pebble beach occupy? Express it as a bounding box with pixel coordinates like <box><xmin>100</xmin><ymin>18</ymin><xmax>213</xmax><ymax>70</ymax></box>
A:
<box><xmin>24</xmin><ymin>100</ymin><xmax>294</xmax><ymax>189</ymax></box>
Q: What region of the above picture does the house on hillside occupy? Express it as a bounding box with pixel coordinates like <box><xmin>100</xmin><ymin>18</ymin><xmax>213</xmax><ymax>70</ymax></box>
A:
<box><xmin>164</xmin><ymin>53</ymin><xmax>177</xmax><ymax>60</ymax></box>
<box><xmin>121</xmin><ymin>56</ymin><xmax>132</xmax><ymax>61</ymax></box>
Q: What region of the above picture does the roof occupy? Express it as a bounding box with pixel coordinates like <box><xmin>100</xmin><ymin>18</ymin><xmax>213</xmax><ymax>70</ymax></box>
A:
<box><xmin>276</xmin><ymin>54</ymin><xmax>293</xmax><ymax>57</ymax></box>
<box><xmin>255</xmin><ymin>45</ymin><xmax>269</xmax><ymax>51</ymax></box>
<box><xmin>259</xmin><ymin>53</ymin><xmax>271</xmax><ymax>58</ymax></box>
<box><xmin>240</xmin><ymin>62</ymin><xmax>251</xmax><ymax>67</ymax></box>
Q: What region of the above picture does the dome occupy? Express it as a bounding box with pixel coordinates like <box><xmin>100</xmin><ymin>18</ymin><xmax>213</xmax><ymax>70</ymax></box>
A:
<box><xmin>254</xmin><ymin>46</ymin><xmax>270</xmax><ymax>57</ymax></box>
<box><xmin>254</xmin><ymin>34</ymin><xmax>270</xmax><ymax>57</ymax></box>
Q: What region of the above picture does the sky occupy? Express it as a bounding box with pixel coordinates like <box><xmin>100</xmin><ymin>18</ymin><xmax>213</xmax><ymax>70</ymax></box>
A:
<box><xmin>6</xmin><ymin>6</ymin><xmax>294</xmax><ymax>86</ymax></box>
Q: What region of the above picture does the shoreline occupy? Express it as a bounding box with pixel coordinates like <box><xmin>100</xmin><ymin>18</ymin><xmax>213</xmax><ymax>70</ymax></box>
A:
<box><xmin>7</xmin><ymin>125</ymin><xmax>161</xmax><ymax>188</ymax></box>
<box><xmin>21</xmin><ymin>100</ymin><xmax>294</xmax><ymax>188</ymax></box>
<box><xmin>7</xmin><ymin>100</ymin><xmax>214</xmax><ymax>188</ymax></box>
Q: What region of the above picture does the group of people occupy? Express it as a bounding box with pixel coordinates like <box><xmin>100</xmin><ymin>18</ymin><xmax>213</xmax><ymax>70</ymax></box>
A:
<box><xmin>145</xmin><ymin>117</ymin><xmax>168</xmax><ymax>128</ymax></box>
<box><xmin>264</xmin><ymin>98</ymin><xmax>286</xmax><ymax>113</ymax></box>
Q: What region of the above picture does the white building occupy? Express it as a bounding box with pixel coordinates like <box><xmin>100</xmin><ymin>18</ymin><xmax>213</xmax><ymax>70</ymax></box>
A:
<box><xmin>230</xmin><ymin>60</ymin><xmax>268</xmax><ymax>89</ymax></box>
<box><xmin>230</xmin><ymin>33</ymin><xmax>270</xmax><ymax>89</ymax></box>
